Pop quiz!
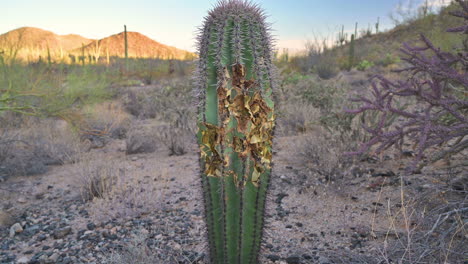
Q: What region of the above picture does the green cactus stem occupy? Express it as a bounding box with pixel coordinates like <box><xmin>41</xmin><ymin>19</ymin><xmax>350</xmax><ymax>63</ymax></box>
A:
<box><xmin>46</xmin><ymin>44</ymin><xmax>52</xmax><ymax>67</ymax></box>
<box><xmin>375</xmin><ymin>17</ymin><xmax>380</xmax><ymax>34</ymax></box>
<box><xmin>354</xmin><ymin>22</ymin><xmax>358</xmax><ymax>39</ymax></box>
<box><xmin>194</xmin><ymin>1</ymin><xmax>277</xmax><ymax>263</ymax></box>
<box><xmin>348</xmin><ymin>34</ymin><xmax>355</xmax><ymax>71</ymax></box>
<box><xmin>81</xmin><ymin>43</ymin><xmax>85</xmax><ymax>66</ymax></box>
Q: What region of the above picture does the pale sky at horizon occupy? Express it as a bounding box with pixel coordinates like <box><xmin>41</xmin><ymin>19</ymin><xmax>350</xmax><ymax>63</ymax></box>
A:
<box><xmin>2</xmin><ymin>0</ymin><xmax>452</xmax><ymax>53</ymax></box>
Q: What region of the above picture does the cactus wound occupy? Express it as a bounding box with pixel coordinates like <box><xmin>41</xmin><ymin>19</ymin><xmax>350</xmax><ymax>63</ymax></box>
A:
<box><xmin>199</xmin><ymin>63</ymin><xmax>273</xmax><ymax>186</ymax></box>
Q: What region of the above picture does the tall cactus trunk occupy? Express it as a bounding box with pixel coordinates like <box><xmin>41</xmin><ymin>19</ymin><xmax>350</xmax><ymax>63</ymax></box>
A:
<box><xmin>124</xmin><ymin>25</ymin><xmax>128</xmax><ymax>71</ymax></box>
<box><xmin>194</xmin><ymin>1</ymin><xmax>277</xmax><ymax>263</ymax></box>
<box><xmin>348</xmin><ymin>34</ymin><xmax>355</xmax><ymax>71</ymax></box>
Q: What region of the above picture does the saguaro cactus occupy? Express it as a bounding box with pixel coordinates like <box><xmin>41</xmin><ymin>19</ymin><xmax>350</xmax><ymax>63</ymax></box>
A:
<box><xmin>194</xmin><ymin>1</ymin><xmax>277</xmax><ymax>263</ymax></box>
<box><xmin>348</xmin><ymin>34</ymin><xmax>355</xmax><ymax>71</ymax></box>
<box><xmin>124</xmin><ymin>25</ymin><xmax>128</xmax><ymax>70</ymax></box>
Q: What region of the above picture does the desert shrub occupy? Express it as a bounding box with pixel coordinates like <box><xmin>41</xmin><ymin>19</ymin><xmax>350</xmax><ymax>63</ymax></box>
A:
<box><xmin>78</xmin><ymin>157</ymin><xmax>120</xmax><ymax>201</ymax></box>
<box><xmin>376</xmin><ymin>53</ymin><xmax>401</xmax><ymax>67</ymax></box>
<box><xmin>156</xmin><ymin>107</ymin><xmax>195</xmax><ymax>156</ymax></box>
<box><xmin>0</xmin><ymin>120</ymin><xmax>80</xmax><ymax>178</ymax></box>
<box><xmin>121</xmin><ymin>77</ymin><xmax>194</xmax><ymax>122</ymax></box>
<box><xmin>79</xmin><ymin>157</ymin><xmax>165</xmax><ymax>223</ymax></box>
<box><xmin>156</xmin><ymin>125</ymin><xmax>190</xmax><ymax>156</ymax></box>
<box><xmin>346</xmin><ymin>1</ymin><xmax>468</xmax><ymax>171</ymax></box>
<box><xmin>0</xmin><ymin>61</ymin><xmax>114</xmax><ymax>121</ymax></box>
<box><xmin>121</xmin><ymin>89</ymin><xmax>158</xmax><ymax>119</ymax></box>
<box><xmin>0</xmin><ymin>130</ymin><xmax>47</xmax><ymax>178</ymax></box>
<box><xmin>277</xmin><ymin>102</ymin><xmax>321</xmax><ymax>135</ymax></box>
<box><xmin>81</xmin><ymin>101</ymin><xmax>131</xmax><ymax>140</ymax></box>
<box><xmin>125</xmin><ymin>127</ymin><xmax>157</xmax><ymax>155</ymax></box>
<box><xmin>297</xmin><ymin>132</ymin><xmax>355</xmax><ymax>181</ymax></box>
<box><xmin>315</xmin><ymin>60</ymin><xmax>339</xmax><ymax>80</ymax></box>
<box><xmin>301</xmin><ymin>80</ymin><xmax>344</xmax><ymax>110</ymax></box>
<box><xmin>356</xmin><ymin>60</ymin><xmax>374</xmax><ymax>71</ymax></box>
<box><xmin>139</xmin><ymin>78</ymin><xmax>196</xmax><ymax>155</ymax></box>
<box><xmin>282</xmin><ymin>72</ymin><xmax>307</xmax><ymax>85</ymax></box>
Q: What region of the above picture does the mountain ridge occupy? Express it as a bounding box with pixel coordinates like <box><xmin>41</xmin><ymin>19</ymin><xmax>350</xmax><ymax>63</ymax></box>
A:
<box><xmin>0</xmin><ymin>27</ymin><xmax>194</xmax><ymax>61</ymax></box>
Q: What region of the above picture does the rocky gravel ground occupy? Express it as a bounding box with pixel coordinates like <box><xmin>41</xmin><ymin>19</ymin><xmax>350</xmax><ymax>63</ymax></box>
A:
<box><xmin>1</xmin><ymin>134</ymin><xmax>465</xmax><ymax>264</ymax></box>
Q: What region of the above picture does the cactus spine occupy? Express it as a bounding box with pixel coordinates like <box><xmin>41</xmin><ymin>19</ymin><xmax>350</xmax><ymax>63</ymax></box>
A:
<box><xmin>194</xmin><ymin>1</ymin><xmax>277</xmax><ymax>263</ymax></box>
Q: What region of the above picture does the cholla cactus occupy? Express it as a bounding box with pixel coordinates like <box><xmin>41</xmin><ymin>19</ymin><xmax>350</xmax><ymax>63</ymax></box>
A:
<box><xmin>346</xmin><ymin>0</ymin><xmax>468</xmax><ymax>171</ymax></box>
<box><xmin>194</xmin><ymin>0</ymin><xmax>277</xmax><ymax>263</ymax></box>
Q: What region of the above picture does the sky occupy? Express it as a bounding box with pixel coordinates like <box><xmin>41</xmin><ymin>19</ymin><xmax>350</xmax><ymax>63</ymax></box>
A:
<box><xmin>2</xmin><ymin>0</ymin><xmax>452</xmax><ymax>53</ymax></box>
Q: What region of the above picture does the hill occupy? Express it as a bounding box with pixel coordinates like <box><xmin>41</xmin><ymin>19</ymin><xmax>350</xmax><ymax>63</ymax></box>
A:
<box><xmin>0</xmin><ymin>27</ymin><xmax>93</xmax><ymax>61</ymax></box>
<box><xmin>286</xmin><ymin>2</ymin><xmax>463</xmax><ymax>74</ymax></box>
<box><xmin>73</xmin><ymin>31</ymin><xmax>194</xmax><ymax>60</ymax></box>
<box><xmin>0</xmin><ymin>27</ymin><xmax>195</xmax><ymax>62</ymax></box>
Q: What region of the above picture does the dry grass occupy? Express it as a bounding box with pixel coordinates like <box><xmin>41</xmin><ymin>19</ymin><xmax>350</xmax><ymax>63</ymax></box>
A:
<box><xmin>105</xmin><ymin>229</ymin><xmax>194</xmax><ymax>264</ymax></box>
<box><xmin>106</xmin><ymin>231</ymin><xmax>165</xmax><ymax>264</ymax></box>
<box><xmin>0</xmin><ymin>118</ymin><xmax>80</xmax><ymax>178</ymax></box>
<box><xmin>375</xmin><ymin>171</ymin><xmax>467</xmax><ymax>264</ymax></box>
<box><xmin>125</xmin><ymin>127</ymin><xmax>158</xmax><ymax>155</ymax></box>
<box><xmin>156</xmin><ymin>124</ymin><xmax>194</xmax><ymax>156</ymax></box>
<box><xmin>296</xmin><ymin>132</ymin><xmax>354</xmax><ymax>182</ymax></box>
<box><xmin>277</xmin><ymin>103</ymin><xmax>321</xmax><ymax>136</ymax></box>
<box><xmin>77</xmin><ymin>155</ymin><xmax>169</xmax><ymax>223</ymax></box>
<box><xmin>77</xmin><ymin>156</ymin><xmax>121</xmax><ymax>202</ymax></box>
<box><xmin>81</xmin><ymin>101</ymin><xmax>131</xmax><ymax>140</ymax></box>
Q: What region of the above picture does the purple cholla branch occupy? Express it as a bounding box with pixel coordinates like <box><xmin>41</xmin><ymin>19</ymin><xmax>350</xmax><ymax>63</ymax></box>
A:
<box><xmin>345</xmin><ymin>1</ymin><xmax>468</xmax><ymax>171</ymax></box>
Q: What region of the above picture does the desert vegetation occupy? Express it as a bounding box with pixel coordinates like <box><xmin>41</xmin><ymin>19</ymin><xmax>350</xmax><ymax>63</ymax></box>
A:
<box><xmin>0</xmin><ymin>0</ymin><xmax>466</xmax><ymax>264</ymax></box>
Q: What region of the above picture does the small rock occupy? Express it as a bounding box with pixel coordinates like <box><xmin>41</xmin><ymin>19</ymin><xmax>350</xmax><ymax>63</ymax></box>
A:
<box><xmin>402</xmin><ymin>150</ymin><xmax>414</xmax><ymax>157</ymax></box>
<box><xmin>17</xmin><ymin>197</ymin><xmax>27</xmax><ymax>203</ymax></box>
<box><xmin>34</xmin><ymin>192</ymin><xmax>45</xmax><ymax>200</ymax></box>
<box><xmin>172</xmin><ymin>242</ymin><xmax>182</xmax><ymax>250</ymax></box>
<box><xmin>86</xmin><ymin>222</ymin><xmax>96</xmax><ymax>230</ymax></box>
<box><xmin>131</xmin><ymin>156</ymin><xmax>138</xmax><ymax>161</ymax></box>
<box><xmin>9</xmin><ymin>223</ymin><xmax>23</xmax><ymax>237</ymax></box>
<box><xmin>24</xmin><ymin>225</ymin><xmax>41</xmax><ymax>236</ymax></box>
<box><xmin>286</xmin><ymin>255</ymin><xmax>301</xmax><ymax>264</ymax></box>
<box><xmin>84</xmin><ymin>230</ymin><xmax>95</xmax><ymax>236</ymax></box>
<box><xmin>48</xmin><ymin>252</ymin><xmax>60</xmax><ymax>263</ymax></box>
<box><xmin>267</xmin><ymin>254</ymin><xmax>281</xmax><ymax>262</ymax></box>
<box><xmin>372</xmin><ymin>170</ymin><xmax>396</xmax><ymax>177</ymax></box>
<box><xmin>53</xmin><ymin>226</ymin><xmax>72</xmax><ymax>239</ymax></box>
<box><xmin>37</xmin><ymin>234</ymin><xmax>47</xmax><ymax>241</ymax></box>
<box><xmin>0</xmin><ymin>211</ymin><xmax>15</xmax><ymax>227</ymax></box>
<box><xmin>318</xmin><ymin>256</ymin><xmax>331</xmax><ymax>264</ymax></box>
<box><xmin>17</xmin><ymin>256</ymin><xmax>30</xmax><ymax>264</ymax></box>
